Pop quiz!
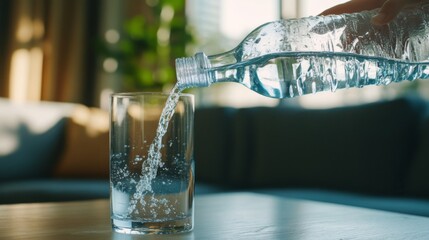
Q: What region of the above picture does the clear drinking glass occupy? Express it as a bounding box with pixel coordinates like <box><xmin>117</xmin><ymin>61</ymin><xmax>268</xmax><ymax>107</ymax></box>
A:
<box><xmin>110</xmin><ymin>92</ymin><xmax>194</xmax><ymax>234</ymax></box>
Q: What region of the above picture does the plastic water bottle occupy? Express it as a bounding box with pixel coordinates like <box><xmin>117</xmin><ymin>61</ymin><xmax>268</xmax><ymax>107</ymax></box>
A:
<box><xmin>175</xmin><ymin>3</ymin><xmax>429</xmax><ymax>98</ymax></box>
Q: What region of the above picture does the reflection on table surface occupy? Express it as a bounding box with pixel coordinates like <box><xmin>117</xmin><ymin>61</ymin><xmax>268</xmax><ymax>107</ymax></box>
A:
<box><xmin>1</xmin><ymin>192</ymin><xmax>429</xmax><ymax>240</ymax></box>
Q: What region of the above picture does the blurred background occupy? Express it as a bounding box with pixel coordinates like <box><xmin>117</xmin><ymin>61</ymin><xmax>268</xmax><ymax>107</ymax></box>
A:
<box><xmin>3</xmin><ymin>0</ymin><xmax>429</xmax><ymax>208</ymax></box>
<box><xmin>1</xmin><ymin>0</ymin><xmax>429</xmax><ymax>109</ymax></box>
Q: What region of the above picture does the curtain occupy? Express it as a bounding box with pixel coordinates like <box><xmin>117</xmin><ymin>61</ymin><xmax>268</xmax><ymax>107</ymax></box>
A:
<box><xmin>0</xmin><ymin>0</ymin><xmax>100</xmax><ymax>105</ymax></box>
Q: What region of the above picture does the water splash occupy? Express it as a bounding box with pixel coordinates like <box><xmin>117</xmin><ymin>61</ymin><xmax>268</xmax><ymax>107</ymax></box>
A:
<box><xmin>129</xmin><ymin>85</ymin><xmax>182</xmax><ymax>213</ymax></box>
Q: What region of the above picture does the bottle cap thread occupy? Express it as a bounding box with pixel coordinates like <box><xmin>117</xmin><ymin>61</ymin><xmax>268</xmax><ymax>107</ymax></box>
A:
<box><xmin>176</xmin><ymin>52</ymin><xmax>212</xmax><ymax>90</ymax></box>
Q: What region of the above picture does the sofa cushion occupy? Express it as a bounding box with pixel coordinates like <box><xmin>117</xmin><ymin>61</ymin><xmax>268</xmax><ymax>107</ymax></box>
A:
<box><xmin>194</xmin><ymin>107</ymin><xmax>237</xmax><ymax>185</ymax></box>
<box><xmin>53</xmin><ymin>105</ymin><xmax>110</xmax><ymax>179</ymax></box>
<box><xmin>0</xmin><ymin>99</ymin><xmax>75</xmax><ymax>181</ymax></box>
<box><xmin>406</xmin><ymin>104</ymin><xmax>429</xmax><ymax>197</ymax></box>
<box><xmin>0</xmin><ymin>179</ymin><xmax>109</xmax><ymax>204</ymax></box>
<box><xmin>238</xmin><ymin>97</ymin><xmax>424</xmax><ymax>195</ymax></box>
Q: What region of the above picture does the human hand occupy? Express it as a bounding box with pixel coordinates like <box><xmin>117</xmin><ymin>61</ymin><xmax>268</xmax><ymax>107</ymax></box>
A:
<box><xmin>320</xmin><ymin>0</ymin><xmax>426</xmax><ymax>25</ymax></box>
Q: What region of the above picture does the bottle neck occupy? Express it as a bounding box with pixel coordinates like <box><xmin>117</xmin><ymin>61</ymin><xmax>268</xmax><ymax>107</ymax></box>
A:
<box><xmin>206</xmin><ymin>49</ymin><xmax>237</xmax><ymax>67</ymax></box>
<box><xmin>175</xmin><ymin>52</ymin><xmax>211</xmax><ymax>90</ymax></box>
<box><xmin>175</xmin><ymin>50</ymin><xmax>239</xmax><ymax>90</ymax></box>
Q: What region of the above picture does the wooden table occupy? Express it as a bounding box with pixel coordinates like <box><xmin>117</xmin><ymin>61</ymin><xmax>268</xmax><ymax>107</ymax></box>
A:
<box><xmin>1</xmin><ymin>192</ymin><xmax>429</xmax><ymax>239</ymax></box>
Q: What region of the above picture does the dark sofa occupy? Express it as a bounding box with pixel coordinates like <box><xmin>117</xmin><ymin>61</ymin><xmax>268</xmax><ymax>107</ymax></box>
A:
<box><xmin>1</xmin><ymin>96</ymin><xmax>429</xmax><ymax>217</ymax></box>
<box><xmin>194</xmin><ymin>96</ymin><xmax>429</xmax><ymax>216</ymax></box>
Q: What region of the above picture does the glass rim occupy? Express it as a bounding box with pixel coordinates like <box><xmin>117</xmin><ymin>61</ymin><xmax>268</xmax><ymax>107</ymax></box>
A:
<box><xmin>111</xmin><ymin>91</ymin><xmax>194</xmax><ymax>98</ymax></box>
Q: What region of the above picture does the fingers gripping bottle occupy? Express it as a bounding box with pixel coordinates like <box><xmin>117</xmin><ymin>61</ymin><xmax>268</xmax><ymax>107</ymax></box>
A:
<box><xmin>175</xmin><ymin>3</ymin><xmax>429</xmax><ymax>98</ymax></box>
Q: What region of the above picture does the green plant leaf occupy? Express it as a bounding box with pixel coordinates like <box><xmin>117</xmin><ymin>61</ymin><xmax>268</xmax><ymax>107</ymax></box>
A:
<box><xmin>125</xmin><ymin>16</ymin><xmax>146</xmax><ymax>39</ymax></box>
